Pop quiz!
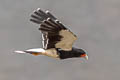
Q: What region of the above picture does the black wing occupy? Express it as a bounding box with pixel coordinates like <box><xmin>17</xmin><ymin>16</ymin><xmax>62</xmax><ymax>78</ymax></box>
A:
<box><xmin>30</xmin><ymin>8</ymin><xmax>77</xmax><ymax>50</ymax></box>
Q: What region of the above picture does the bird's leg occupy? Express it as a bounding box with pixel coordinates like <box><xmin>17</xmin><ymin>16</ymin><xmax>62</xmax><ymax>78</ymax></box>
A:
<box><xmin>30</xmin><ymin>52</ymin><xmax>43</xmax><ymax>56</ymax></box>
<box><xmin>31</xmin><ymin>51</ymin><xmax>59</xmax><ymax>58</ymax></box>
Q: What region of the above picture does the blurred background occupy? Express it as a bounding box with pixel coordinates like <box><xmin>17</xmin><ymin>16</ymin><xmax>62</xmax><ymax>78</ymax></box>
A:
<box><xmin>0</xmin><ymin>0</ymin><xmax>120</xmax><ymax>80</ymax></box>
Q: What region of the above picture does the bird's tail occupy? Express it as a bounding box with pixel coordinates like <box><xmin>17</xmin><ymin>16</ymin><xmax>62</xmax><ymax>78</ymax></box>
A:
<box><xmin>14</xmin><ymin>48</ymin><xmax>46</xmax><ymax>56</ymax></box>
<box><xmin>14</xmin><ymin>50</ymin><xmax>26</xmax><ymax>54</ymax></box>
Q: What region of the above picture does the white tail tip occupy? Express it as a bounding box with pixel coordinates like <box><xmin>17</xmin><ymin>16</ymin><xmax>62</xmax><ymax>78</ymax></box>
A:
<box><xmin>14</xmin><ymin>50</ymin><xmax>26</xmax><ymax>54</ymax></box>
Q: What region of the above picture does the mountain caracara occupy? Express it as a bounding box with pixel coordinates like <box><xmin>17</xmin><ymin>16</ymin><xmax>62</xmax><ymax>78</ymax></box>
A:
<box><xmin>15</xmin><ymin>8</ymin><xmax>88</xmax><ymax>60</ymax></box>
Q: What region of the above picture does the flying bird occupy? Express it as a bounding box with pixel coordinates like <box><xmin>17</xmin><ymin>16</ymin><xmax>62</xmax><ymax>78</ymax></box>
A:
<box><xmin>15</xmin><ymin>8</ymin><xmax>88</xmax><ymax>60</ymax></box>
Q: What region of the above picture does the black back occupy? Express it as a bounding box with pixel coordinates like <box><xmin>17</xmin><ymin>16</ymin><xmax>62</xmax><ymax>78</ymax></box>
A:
<box><xmin>56</xmin><ymin>47</ymin><xmax>86</xmax><ymax>59</ymax></box>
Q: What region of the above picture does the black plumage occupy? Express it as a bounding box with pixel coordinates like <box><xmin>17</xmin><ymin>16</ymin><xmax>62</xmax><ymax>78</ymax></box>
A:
<box><xmin>30</xmin><ymin>8</ymin><xmax>69</xmax><ymax>49</ymax></box>
<box><xmin>15</xmin><ymin>8</ymin><xmax>88</xmax><ymax>60</ymax></box>
<box><xmin>56</xmin><ymin>48</ymin><xmax>86</xmax><ymax>59</ymax></box>
<box><xmin>28</xmin><ymin>8</ymin><xmax>87</xmax><ymax>59</ymax></box>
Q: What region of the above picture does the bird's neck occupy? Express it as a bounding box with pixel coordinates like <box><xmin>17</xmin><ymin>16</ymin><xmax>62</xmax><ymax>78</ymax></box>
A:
<box><xmin>56</xmin><ymin>48</ymin><xmax>80</xmax><ymax>59</ymax></box>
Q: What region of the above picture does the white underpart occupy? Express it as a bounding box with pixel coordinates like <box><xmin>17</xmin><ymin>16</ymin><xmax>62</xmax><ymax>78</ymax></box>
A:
<box><xmin>55</xmin><ymin>30</ymin><xmax>77</xmax><ymax>51</ymax></box>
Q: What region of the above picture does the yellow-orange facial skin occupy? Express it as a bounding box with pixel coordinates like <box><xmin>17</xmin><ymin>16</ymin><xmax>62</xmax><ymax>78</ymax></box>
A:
<box><xmin>80</xmin><ymin>54</ymin><xmax>88</xmax><ymax>60</ymax></box>
<box><xmin>80</xmin><ymin>54</ymin><xmax>86</xmax><ymax>57</ymax></box>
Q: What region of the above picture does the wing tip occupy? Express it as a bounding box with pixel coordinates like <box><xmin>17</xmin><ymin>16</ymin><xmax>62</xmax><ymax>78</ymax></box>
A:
<box><xmin>45</xmin><ymin>10</ymin><xmax>49</xmax><ymax>13</ymax></box>
<box><xmin>37</xmin><ymin>8</ymin><xmax>41</xmax><ymax>11</ymax></box>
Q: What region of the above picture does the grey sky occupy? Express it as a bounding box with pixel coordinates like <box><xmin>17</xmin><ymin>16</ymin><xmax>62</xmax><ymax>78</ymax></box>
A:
<box><xmin>0</xmin><ymin>0</ymin><xmax>120</xmax><ymax>80</ymax></box>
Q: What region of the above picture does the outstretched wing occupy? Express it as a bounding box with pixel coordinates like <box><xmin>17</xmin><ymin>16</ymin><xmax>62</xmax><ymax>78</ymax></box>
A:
<box><xmin>30</xmin><ymin>8</ymin><xmax>77</xmax><ymax>50</ymax></box>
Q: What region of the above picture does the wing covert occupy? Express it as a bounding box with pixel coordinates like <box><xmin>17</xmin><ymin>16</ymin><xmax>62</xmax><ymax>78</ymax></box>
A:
<box><xmin>30</xmin><ymin>8</ymin><xmax>77</xmax><ymax>50</ymax></box>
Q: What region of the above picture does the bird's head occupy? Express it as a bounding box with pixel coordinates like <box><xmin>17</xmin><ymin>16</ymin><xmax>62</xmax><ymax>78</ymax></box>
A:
<box><xmin>77</xmin><ymin>49</ymin><xmax>88</xmax><ymax>60</ymax></box>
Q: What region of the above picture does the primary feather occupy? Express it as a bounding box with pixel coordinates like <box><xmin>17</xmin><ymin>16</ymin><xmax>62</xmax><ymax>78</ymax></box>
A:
<box><xmin>30</xmin><ymin>8</ymin><xmax>77</xmax><ymax>51</ymax></box>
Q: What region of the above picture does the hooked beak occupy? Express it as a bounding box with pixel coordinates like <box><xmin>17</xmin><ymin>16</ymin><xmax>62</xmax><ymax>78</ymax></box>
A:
<box><xmin>80</xmin><ymin>54</ymin><xmax>88</xmax><ymax>60</ymax></box>
<box><xmin>84</xmin><ymin>54</ymin><xmax>88</xmax><ymax>60</ymax></box>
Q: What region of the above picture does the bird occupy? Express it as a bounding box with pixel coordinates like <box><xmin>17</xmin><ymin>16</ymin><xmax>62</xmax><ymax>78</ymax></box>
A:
<box><xmin>15</xmin><ymin>8</ymin><xmax>88</xmax><ymax>60</ymax></box>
